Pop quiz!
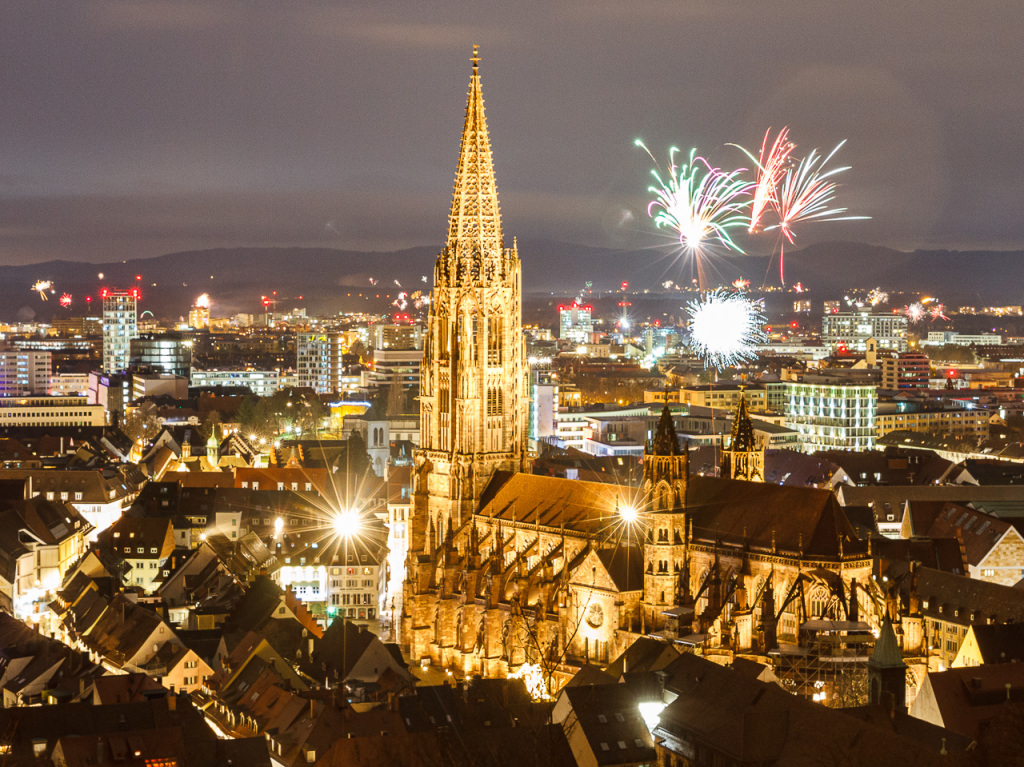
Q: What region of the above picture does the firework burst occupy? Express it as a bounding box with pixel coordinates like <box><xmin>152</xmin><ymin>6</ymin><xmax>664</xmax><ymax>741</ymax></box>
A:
<box><xmin>687</xmin><ymin>289</ymin><xmax>766</xmax><ymax>369</ymax></box>
<box><xmin>732</xmin><ymin>127</ymin><xmax>794</xmax><ymax>233</ymax></box>
<box><xmin>32</xmin><ymin>280</ymin><xmax>53</xmax><ymax>300</ymax></box>
<box><xmin>868</xmin><ymin>288</ymin><xmax>889</xmax><ymax>306</ymax></box>
<box><xmin>637</xmin><ymin>141</ymin><xmax>752</xmax><ymax>289</ymax></box>
<box><xmin>765</xmin><ymin>141</ymin><xmax>869</xmax><ymax>283</ymax></box>
<box><xmin>59</xmin><ymin>293</ymin><xmax>72</xmax><ymax>308</ymax></box>
<box><xmin>904</xmin><ymin>302</ymin><xmax>926</xmax><ymax>322</ymax></box>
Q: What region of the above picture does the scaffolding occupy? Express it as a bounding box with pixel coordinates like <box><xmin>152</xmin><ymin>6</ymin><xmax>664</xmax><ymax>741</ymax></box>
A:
<box><xmin>771</xmin><ymin>620</ymin><xmax>875</xmax><ymax>707</ymax></box>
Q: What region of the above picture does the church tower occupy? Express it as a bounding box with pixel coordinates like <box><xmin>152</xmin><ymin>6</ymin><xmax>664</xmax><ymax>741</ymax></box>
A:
<box><xmin>412</xmin><ymin>47</ymin><xmax>528</xmax><ymax>554</ymax></box>
<box><xmin>643</xmin><ymin>404</ymin><xmax>690</xmax><ymax>630</ymax></box>
<box><xmin>720</xmin><ymin>390</ymin><xmax>764</xmax><ymax>482</ymax></box>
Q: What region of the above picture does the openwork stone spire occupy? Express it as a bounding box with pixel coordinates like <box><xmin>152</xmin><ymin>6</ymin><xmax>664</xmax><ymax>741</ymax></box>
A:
<box><xmin>446</xmin><ymin>45</ymin><xmax>503</xmax><ymax>259</ymax></box>
<box><xmin>728</xmin><ymin>393</ymin><xmax>757</xmax><ymax>452</ymax></box>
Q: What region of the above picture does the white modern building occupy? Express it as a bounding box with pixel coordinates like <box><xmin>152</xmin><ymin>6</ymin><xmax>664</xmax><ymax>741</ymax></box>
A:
<box><xmin>364</xmin><ymin>348</ymin><xmax>421</xmax><ymax>393</ymax></box>
<box><xmin>822</xmin><ymin>310</ymin><xmax>907</xmax><ymax>353</ymax></box>
<box><xmin>297</xmin><ymin>332</ymin><xmax>348</xmax><ymax>394</ymax></box>
<box><xmin>923</xmin><ymin>331</ymin><xmax>1003</xmax><ymax>346</ymax></box>
<box><xmin>559</xmin><ymin>303</ymin><xmax>593</xmax><ymax>345</ymax></box>
<box><xmin>784</xmin><ymin>382</ymin><xmax>877</xmax><ymax>452</ymax></box>
<box><xmin>0</xmin><ymin>396</ymin><xmax>105</xmax><ymax>427</ymax></box>
<box><xmin>191</xmin><ymin>368</ymin><xmax>282</xmax><ymax>397</ymax></box>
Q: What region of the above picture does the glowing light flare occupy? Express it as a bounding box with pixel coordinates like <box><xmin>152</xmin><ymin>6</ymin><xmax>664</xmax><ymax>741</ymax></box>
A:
<box><xmin>195</xmin><ymin>293</ymin><xmax>211</xmax><ymax>309</ymax></box>
<box><xmin>508</xmin><ymin>663</ymin><xmax>552</xmax><ymax>701</ymax></box>
<box><xmin>619</xmin><ymin>504</ymin><xmax>640</xmax><ymax>524</ymax></box>
<box><xmin>687</xmin><ymin>289</ymin><xmax>767</xmax><ymax>369</ymax></box>
<box><xmin>732</xmin><ymin>278</ymin><xmax>750</xmax><ymax>290</ymax></box>
<box><xmin>333</xmin><ymin>509</ymin><xmax>361</xmax><ymax>538</ymax></box>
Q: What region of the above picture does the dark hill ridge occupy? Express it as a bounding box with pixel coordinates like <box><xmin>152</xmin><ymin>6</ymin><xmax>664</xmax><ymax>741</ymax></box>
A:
<box><xmin>1</xmin><ymin>241</ymin><xmax>1020</xmax><ymax>322</ymax></box>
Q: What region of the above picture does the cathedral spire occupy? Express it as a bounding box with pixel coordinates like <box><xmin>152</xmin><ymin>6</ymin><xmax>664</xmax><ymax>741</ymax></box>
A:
<box><xmin>446</xmin><ymin>45</ymin><xmax>503</xmax><ymax>257</ymax></box>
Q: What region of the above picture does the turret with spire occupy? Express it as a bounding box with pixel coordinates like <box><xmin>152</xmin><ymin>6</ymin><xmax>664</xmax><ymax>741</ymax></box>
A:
<box><xmin>720</xmin><ymin>390</ymin><xmax>765</xmax><ymax>482</ymax></box>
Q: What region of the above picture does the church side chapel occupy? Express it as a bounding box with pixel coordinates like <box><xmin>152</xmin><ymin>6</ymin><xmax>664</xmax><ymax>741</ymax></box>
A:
<box><xmin>402</xmin><ymin>50</ymin><xmax>928</xmax><ymax>702</ymax></box>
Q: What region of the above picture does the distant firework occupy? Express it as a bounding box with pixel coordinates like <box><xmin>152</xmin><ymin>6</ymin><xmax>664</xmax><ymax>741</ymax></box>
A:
<box><xmin>194</xmin><ymin>293</ymin><xmax>211</xmax><ymax>309</ymax></box>
<box><xmin>687</xmin><ymin>289</ymin><xmax>766</xmax><ymax>369</ymax></box>
<box><xmin>765</xmin><ymin>141</ymin><xmax>868</xmax><ymax>283</ymax></box>
<box><xmin>904</xmin><ymin>302</ymin><xmax>926</xmax><ymax>322</ymax></box>
<box><xmin>929</xmin><ymin>303</ymin><xmax>949</xmax><ymax>321</ymax></box>
<box><xmin>868</xmin><ymin>288</ymin><xmax>889</xmax><ymax>306</ymax></box>
<box><xmin>32</xmin><ymin>280</ymin><xmax>53</xmax><ymax>300</ymax></box>
<box><xmin>59</xmin><ymin>293</ymin><xmax>72</xmax><ymax>308</ymax></box>
<box><xmin>732</xmin><ymin>278</ymin><xmax>750</xmax><ymax>290</ymax></box>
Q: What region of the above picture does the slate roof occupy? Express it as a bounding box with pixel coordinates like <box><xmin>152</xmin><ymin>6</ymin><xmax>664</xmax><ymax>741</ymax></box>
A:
<box><xmin>915</xmin><ymin>662</ymin><xmax>1024</xmax><ymax>740</ymax></box>
<box><xmin>911</xmin><ymin>567</ymin><xmax>1024</xmax><ymax>626</ymax></box>
<box><xmin>556</xmin><ymin>683</ymin><xmax>656</xmax><ymax>766</ymax></box>
<box><xmin>963</xmin><ymin>623</ymin><xmax>1024</xmax><ymax>664</ymax></box>
<box><xmin>305</xmin><ymin>619</ymin><xmax>378</xmax><ymax>681</ymax></box>
<box><xmin>604</xmin><ymin>636</ymin><xmax>679</xmax><ymax>678</ymax></box>
<box><xmin>595</xmin><ymin>546</ymin><xmax>644</xmax><ymax>592</ymax></box>
<box><xmin>657</xmin><ymin>653</ymin><xmax>955</xmax><ymax>765</ymax></box>
<box><xmin>873</xmin><ymin>536</ymin><xmax>966</xmax><ymax>576</ymax></box>
<box><xmin>685</xmin><ymin>475</ymin><xmax>868</xmax><ymax>559</ymax></box>
<box><xmin>917</xmin><ymin>502</ymin><xmax>1013</xmax><ymax>566</ymax></box>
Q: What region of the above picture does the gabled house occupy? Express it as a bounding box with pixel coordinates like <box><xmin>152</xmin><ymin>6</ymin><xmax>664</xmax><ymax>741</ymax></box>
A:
<box><xmin>97</xmin><ymin>515</ymin><xmax>175</xmax><ymax>592</ymax></box>
<box><xmin>0</xmin><ymin>496</ymin><xmax>92</xmax><ymax>618</ymax></box>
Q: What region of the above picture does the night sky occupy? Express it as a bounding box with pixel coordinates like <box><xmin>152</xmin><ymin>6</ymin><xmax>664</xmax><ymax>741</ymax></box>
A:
<box><xmin>2</xmin><ymin>1</ymin><xmax>1022</xmax><ymax>265</ymax></box>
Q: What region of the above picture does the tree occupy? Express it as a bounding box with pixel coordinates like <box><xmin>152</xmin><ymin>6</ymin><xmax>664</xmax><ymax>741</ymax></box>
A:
<box><xmin>124</xmin><ymin>406</ymin><xmax>161</xmax><ymax>444</ymax></box>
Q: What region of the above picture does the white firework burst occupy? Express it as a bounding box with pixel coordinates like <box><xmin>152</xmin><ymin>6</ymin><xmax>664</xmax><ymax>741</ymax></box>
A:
<box><xmin>687</xmin><ymin>289</ymin><xmax>766</xmax><ymax>369</ymax></box>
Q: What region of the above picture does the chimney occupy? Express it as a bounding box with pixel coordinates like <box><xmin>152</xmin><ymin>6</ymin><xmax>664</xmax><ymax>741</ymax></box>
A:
<box><xmin>96</xmin><ymin>738</ymin><xmax>105</xmax><ymax>765</ymax></box>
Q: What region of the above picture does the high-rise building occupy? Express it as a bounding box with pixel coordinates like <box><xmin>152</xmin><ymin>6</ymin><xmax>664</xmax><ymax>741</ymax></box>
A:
<box><xmin>0</xmin><ymin>350</ymin><xmax>51</xmax><ymax>396</ymax></box>
<box><xmin>101</xmin><ymin>288</ymin><xmax>139</xmax><ymax>374</ymax></box>
<box><xmin>296</xmin><ymin>332</ymin><xmax>347</xmax><ymax>394</ymax></box>
<box><xmin>559</xmin><ymin>303</ymin><xmax>593</xmax><ymax>345</ymax></box>
<box><xmin>409</xmin><ymin>45</ymin><xmax>529</xmax><ymax>572</ymax></box>
<box><xmin>364</xmin><ymin>348</ymin><xmax>421</xmax><ymax>394</ymax></box>
<box><xmin>529</xmin><ymin>368</ymin><xmax>558</xmax><ymax>450</ymax></box>
<box><xmin>188</xmin><ymin>304</ymin><xmax>210</xmax><ymax>330</ymax></box>
<box><xmin>373</xmin><ymin>323</ymin><xmax>423</xmax><ymax>351</ymax></box>
<box><xmin>822</xmin><ymin>310</ymin><xmax>907</xmax><ymax>353</ymax></box>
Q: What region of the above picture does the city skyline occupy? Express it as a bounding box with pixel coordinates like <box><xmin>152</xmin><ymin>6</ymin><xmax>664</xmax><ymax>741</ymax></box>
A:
<box><xmin>2</xmin><ymin>1</ymin><xmax>1023</xmax><ymax>266</ymax></box>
